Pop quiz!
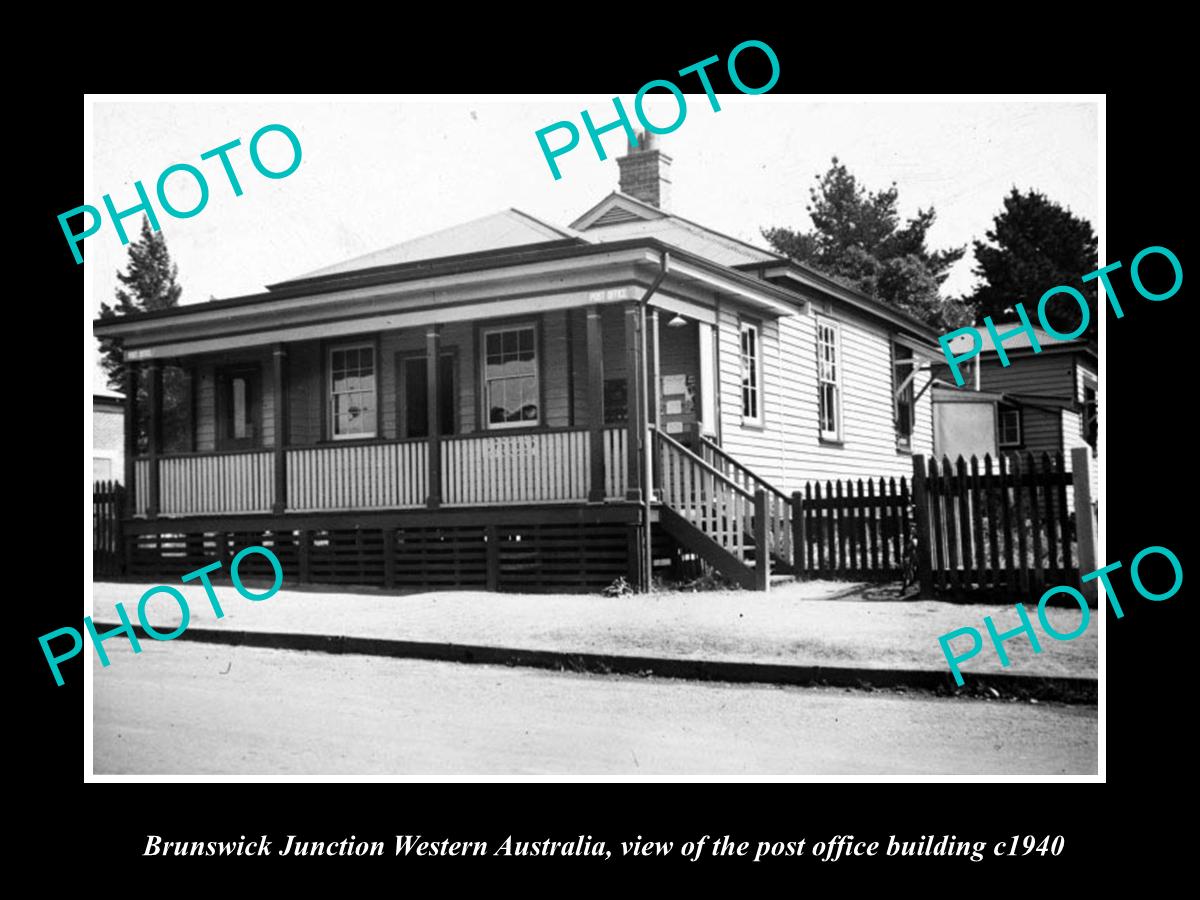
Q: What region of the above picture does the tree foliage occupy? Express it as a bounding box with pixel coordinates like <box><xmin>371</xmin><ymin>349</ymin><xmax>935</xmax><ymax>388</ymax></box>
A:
<box><xmin>96</xmin><ymin>218</ymin><xmax>191</xmax><ymax>452</ymax></box>
<box><xmin>762</xmin><ymin>158</ymin><xmax>971</xmax><ymax>329</ymax></box>
<box><xmin>967</xmin><ymin>188</ymin><xmax>1098</xmax><ymax>341</ymax></box>
<box><xmin>98</xmin><ymin>216</ymin><xmax>183</xmax><ymax>387</ymax></box>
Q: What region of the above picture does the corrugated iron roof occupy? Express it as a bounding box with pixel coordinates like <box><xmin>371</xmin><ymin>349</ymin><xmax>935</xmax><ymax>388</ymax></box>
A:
<box><xmin>277</xmin><ymin>209</ymin><xmax>581</xmax><ymax>285</ymax></box>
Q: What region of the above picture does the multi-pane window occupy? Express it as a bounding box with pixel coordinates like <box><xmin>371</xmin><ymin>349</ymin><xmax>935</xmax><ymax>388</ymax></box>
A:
<box><xmin>893</xmin><ymin>343</ymin><xmax>915</xmax><ymax>450</ymax></box>
<box><xmin>329</xmin><ymin>344</ymin><xmax>377</xmax><ymax>439</ymax></box>
<box><xmin>817</xmin><ymin>320</ymin><xmax>842</xmax><ymax>440</ymax></box>
<box><xmin>740</xmin><ymin>321</ymin><xmax>762</xmax><ymax>423</ymax></box>
<box><xmin>999</xmin><ymin>406</ymin><xmax>1022</xmax><ymax>448</ymax></box>
<box><xmin>483</xmin><ymin>325</ymin><xmax>539</xmax><ymax>428</ymax></box>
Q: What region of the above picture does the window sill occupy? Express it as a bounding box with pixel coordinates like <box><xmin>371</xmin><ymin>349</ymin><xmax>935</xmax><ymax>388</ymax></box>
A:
<box><xmin>740</xmin><ymin>420</ymin><xmax>765</xmax><ymax>432</ymax></box>
<box><xmin>895</xmin><ymin>444</ymin><xmax>913</xmax><ymax>456</ymax></box>
<box><xmin>818</xmin><ymin>436</ymin><xmax>845</xmax><ymax>448</ymax></box>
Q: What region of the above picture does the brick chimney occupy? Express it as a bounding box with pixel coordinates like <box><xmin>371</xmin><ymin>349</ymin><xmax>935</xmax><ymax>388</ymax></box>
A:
<box><xmin>617</xmin><ymin>131</ymin><xmax>672</xmax><ymax>209</ymax></box>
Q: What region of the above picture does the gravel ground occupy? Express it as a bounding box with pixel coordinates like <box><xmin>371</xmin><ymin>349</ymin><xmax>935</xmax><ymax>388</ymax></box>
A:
<box><xmin>91</xmin><ymin>578</ymin><xmax>1097</xmax><ymax>679</ymax></box>
<box><xmin>93</xmin><ymin>642</ymin><xmax>1098</xmax><ymax>776</ymax></box>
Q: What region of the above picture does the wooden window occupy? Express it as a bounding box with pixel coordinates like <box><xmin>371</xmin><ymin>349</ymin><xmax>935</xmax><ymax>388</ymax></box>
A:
<box><xmin>739</xmin><ymin>319</ymin><xmax>762</xmax><ymax>424</ymax></box>
<box><xmin>1080</xmin><ymin>372</ymin><xmax>1097</xmax><ymax>448</ymax></box>
<box><xmin>893</xmin><ymin>343</ymin><xmax>915</xmax><ymax>450</ymax></box>
<box><xmin>216</xmin><ymin>365</ymin><xmax>261</xmax><ymax>450</ymax></box>
<box><xmin>999</xmin><ymin>405</ymin><xmax>1022</xmax><ymax>448</ymax></box>
<box><xmin>816</xmin><ymin>319</ymin><xmax>843</xmax><ymax>441</ymax></box>
<box><xmin>603</xmin><ymin>378</ymin><xmax>628</xmax><ymax>425</ymax></box>
<box><xmin>482</xmin><ymin>324</ymin><xmax>539</xmax><ymax>429</ymax></box>
<box><xmin>399</xmin><ymin>352</ymin><xmax>456</xmax><ymax>439</ymax></box>
<box><xmin>329</xmin><ymin>343</ymin><xmax>377</xmax><ymax>440</ymax></box>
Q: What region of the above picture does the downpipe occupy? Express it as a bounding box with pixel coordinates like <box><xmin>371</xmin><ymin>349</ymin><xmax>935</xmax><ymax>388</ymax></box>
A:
<box><xmin>637</xmin><ymin>251</ymin><xmax>669</xmax><ymax>592</ymax></box>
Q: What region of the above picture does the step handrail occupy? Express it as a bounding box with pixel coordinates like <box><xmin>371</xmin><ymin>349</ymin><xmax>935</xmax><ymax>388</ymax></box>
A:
<box><xmin>653</xmin><ymin>428</ymin><xmax>753</xmax><ymax>501</ymax></box>
<box><xmin>699</xmin><ymin>436</ymin><xmax>790</xmax><ymax>503</ymax></box>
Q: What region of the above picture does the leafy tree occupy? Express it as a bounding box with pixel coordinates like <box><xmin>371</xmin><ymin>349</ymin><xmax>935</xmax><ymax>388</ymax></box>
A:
<box><xmin>97</xmin><ymin>218</ymin><xmax>191</xmax><ymax>452</ymax></box>
<box><xmin>762</xmin><ymin>158</ymin><xmax>972</xmax><ymax>329</ymax></box>
<box><xmin>967</xmin><ymin>188</ymin><xmax>1098</xmax><ymax>340</ymax></box>
<box><xmin>98</xmin><ymin>216</ymin><xmax>182</xmax><ymax>387</ymax></box>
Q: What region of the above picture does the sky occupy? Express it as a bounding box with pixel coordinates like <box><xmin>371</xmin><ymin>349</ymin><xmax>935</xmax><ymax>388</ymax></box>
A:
<box><xmin>86</xmin><ymin>97</ymin><xmax>1098</xmax><ymax>392</ymax></box>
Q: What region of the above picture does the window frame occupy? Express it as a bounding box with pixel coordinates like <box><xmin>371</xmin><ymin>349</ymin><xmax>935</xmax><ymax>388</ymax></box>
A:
<box><xmin>480</xmin><ymin>322</ymin><xmax>541</xmax><ymax>431</ymax></box>
<box><xmin>1079</xmin><ymin>370</ymin><xmax>1098</xmax><ymax>448</ymax></box>
<box><xmin>327</xmin><ymin>341</ymin><xmax>379</xmax><ymax>442</ymax></box>
<box><xmin>739</xmin><ymin>318</ymin><xmax>764</xmax><ymax>426</ymax></box>
<box><xmin>998</xmin><ymin>404</ymin><xmax>1023</xmax><ymax>449</ymax></box>
<box><xmin>816</xmin><ymin>318</ymin><xmax>844</xmax><ymax>443</ymax></box>
<box><xmin>892</xmin><ymin>342</ymin><xmax>916</xmax><ymax>452</ymax></box>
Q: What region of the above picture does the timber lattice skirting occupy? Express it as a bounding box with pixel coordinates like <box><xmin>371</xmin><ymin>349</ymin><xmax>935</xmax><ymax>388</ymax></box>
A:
<box><xmin>119</xmin><ymin>505</ymin><xmax>645</xmax><ymax>594</ymax></box>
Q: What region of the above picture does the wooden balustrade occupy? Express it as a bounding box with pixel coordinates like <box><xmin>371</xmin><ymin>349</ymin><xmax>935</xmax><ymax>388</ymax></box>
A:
<box><xmin>603</xmin><ymin>427</ymin><xmax>627</xmax><ymax>500</ymax></box>
<box><xmin>160</xmin><ymin>451</ymin><xmax>275</xmax><ymax>515</ymax></box>
<box><xmin>288</xmin><ymin>441</ymin><xmax>428</xmax><ymax>512</ymax></box>
<box><xmin>131</xmin><ymin>425</ymin><xmax>632</xmax><ymax>517</ymax></box>
<box><xmin>133</xmin><ymin>459</ymin><xmax>150</xmax><ymax>517</ymax></box>
<box><xmin>700</xmin><ymin>436</ymin><xmax>794</xmax><ymax>568</ymax></box>
<box><xmin>441</xmin><ymin>429</ymin><xmax>591</xmax><ymax>506</ymax></box>
<box><xmin>657</xmin><ymin>430</ymin><xmax>755</xmax><ymax>563</ymax></box>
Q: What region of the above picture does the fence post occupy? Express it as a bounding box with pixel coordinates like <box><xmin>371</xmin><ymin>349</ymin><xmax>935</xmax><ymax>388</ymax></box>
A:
<box><xmin>754</xmin><ymin>489</ymin><xmax>770</xmax><ymax>591</ymax></box>
<box><xmin>1071</xmin><ymin>448</ymin><xmax>1098</xmax><ymax>604</ymax></box>
<box><xmin>791</xmin><ymin>490</ymin><xmax>806</xmax><ymax>579</ymax></box>
<box><xmin>911</xmin><ymin>455</ymin><xmax>934</xmax><ymax>598</ymax></box>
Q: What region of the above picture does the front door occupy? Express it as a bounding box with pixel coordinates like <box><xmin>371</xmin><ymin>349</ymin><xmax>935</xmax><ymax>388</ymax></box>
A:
<box><xmin>216</xmin><ymin>365</ymin><xmax>261</xmax><ymax>450</ymax></box>
<box><xmin>398</xmin><ymin>352</ymin><xmax>456</xmax><ymax>438</ymax></box>
<box><xmin>657</xmin><ymin>318</ymin><xmax>701</xmax><ymax>448</ymax></box>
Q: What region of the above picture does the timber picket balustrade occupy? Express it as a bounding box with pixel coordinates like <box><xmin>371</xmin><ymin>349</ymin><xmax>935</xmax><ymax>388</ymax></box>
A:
<box><xmin>700</xmin><ymin>436</ymin><xmax>795</xmax><ymax>572</ymax></box>
<box><xmin>127</xmin><ymin>426</ymin><xmax>632</xmax><ymax>518</ymax></box>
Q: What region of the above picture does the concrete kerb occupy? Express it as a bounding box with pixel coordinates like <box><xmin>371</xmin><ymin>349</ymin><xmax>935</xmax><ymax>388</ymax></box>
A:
<box><xmin>91</xmin><ymin>622</ymin><xmax>1098</xmax><ymax>705</ymax></box>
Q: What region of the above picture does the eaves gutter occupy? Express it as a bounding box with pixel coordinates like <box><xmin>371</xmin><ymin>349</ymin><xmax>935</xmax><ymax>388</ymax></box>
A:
<box><xmin>93</xmin><ymin>237</ymin><xmax>805</xmax><ymax>334</ymax></box>
<box><xmin>743</xmin><ymin>261</ymin><xmax>941</xmax><ymax>344</ymax></box>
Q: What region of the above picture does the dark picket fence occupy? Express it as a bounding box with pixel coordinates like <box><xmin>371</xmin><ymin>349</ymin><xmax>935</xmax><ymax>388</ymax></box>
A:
<box><xmin>797</xmin><ymin>476</ymin><xmax>910</xmax><ymax>581</ymax></box>
<box><xmin>912</xmin><ymin>451</ymin><xmax>1096</xmax><ymax>602</ymax></box>
<box><xmin>94</xmin><ymin>480</ymin><xmax>125</xmax><ymax>577</ymax></box>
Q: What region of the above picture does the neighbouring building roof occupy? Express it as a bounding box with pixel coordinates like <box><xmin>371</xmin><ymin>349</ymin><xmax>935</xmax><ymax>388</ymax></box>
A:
<box><xmin>945</xmin><ymin>324</ymin><xmax>1097</xmax><ymax>360</ymax></box>
<box><xmin>932</xmin><ymin>385</ymin><xmax>1006</xmax><ymax>403</ymax></box>
<box><xmin>275</xmin><ymin>209</ymin><xmax>582</xmax><ymax>286</ymax></box>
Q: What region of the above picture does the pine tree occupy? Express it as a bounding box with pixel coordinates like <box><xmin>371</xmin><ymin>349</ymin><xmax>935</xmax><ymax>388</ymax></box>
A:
<box><xmin>761</xmin><ymin>158</ymin><xmax>973</xmax><ymax>330</ymax></box>
<box><xmin>97</xmin><ymin>218</ymin><xmax>189</xmax><ymax>452</ymax></box>
<box><xmin>98</xmin><ymin>216</ymin><xmax>183</xmax><ymax>389</ymax></box>
<box><xmin>967</xmin><ymin>188</ymin><xmax>1098</xmax><ymax>341</ymax></box>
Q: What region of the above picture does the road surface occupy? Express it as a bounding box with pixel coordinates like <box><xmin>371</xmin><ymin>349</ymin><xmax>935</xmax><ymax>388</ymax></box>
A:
<box><xmin>92</xmin><ymin>643</ymin><xmax>1096</xmax><ymax>775</ymax></box>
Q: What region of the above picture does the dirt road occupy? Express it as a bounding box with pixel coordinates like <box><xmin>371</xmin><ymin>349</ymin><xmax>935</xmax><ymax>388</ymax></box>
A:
<box><xmin>93</xmin><ymin>643</ymin><xmax>1096</xmax><ymax>776</ymax></box>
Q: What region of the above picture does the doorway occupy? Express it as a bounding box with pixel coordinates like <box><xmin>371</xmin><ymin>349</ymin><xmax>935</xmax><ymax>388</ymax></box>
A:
<box><xmin>398</xmin><ymin>351</ymin><xmax>457</xmax><ymax>438</ymax></box>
